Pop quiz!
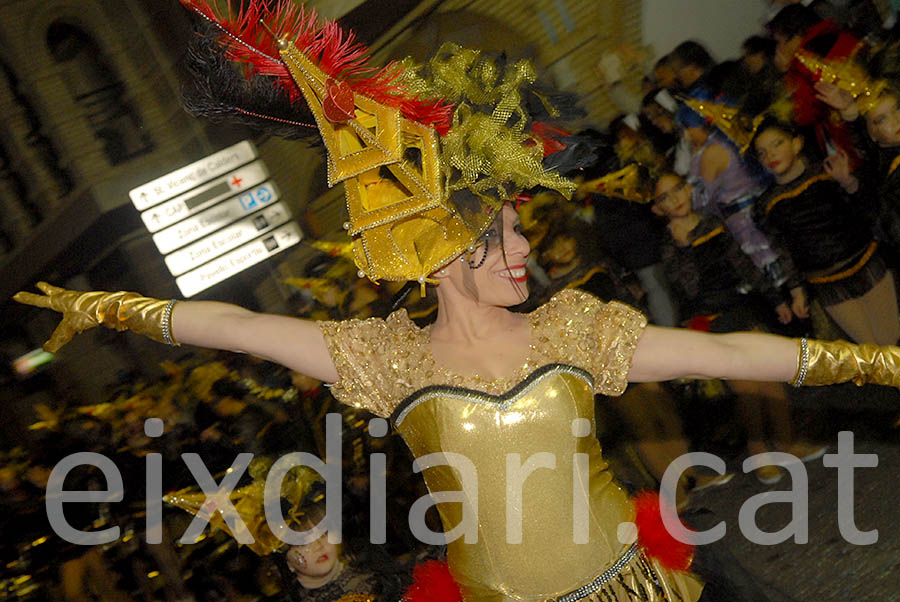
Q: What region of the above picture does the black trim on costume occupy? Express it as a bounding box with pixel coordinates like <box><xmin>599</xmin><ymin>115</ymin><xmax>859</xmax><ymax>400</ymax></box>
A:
<box><xmin>390</xmin><ymin>363</ymin><xmax>593</xmax><ymax>426</ymax></box>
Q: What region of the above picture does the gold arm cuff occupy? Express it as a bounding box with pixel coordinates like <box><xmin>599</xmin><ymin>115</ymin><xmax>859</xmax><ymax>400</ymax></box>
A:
<box><xmin>795</xmin><ymin>339</ymin><xmax>900</xmax><ymax>388</ymax></box>
<box><xmin>95</xmin><ymin>292</ymin><xmax>178</xmax><ymax>347</ymax></box>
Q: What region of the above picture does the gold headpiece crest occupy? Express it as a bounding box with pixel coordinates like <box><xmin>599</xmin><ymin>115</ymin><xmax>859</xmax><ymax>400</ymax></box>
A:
<box><xmin>795</xmin><ymin>51</ymin><xmax>888</xmax><ymax>114</ymax></box>
<box><xmin>586</xmin><ymin>164</ymin><xmax>648</xmax><ymax>204</ymax></box>
<box><xmin>680</xmin><ymin>96</ymin><xmax>754</xmax><ymax>153</ymax></box>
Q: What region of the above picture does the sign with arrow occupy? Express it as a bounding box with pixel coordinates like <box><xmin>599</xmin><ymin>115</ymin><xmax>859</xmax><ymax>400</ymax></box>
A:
<box><xmin>129</xmin><ymin>141</ymin><xmax>303</xmax><ymax>297</ymax></box>
<box><xmin>140</xmin><ymin>161</ymin><xmax>268</xmax><ymax>234</ymax></box>
<box><xmin>163</xmin><ymin>202</ymin><xmax>291</xmax><ymax>275</ymax></box>
<box><xmin>129</xmin><ymin>140</ymin><xmax>258</xmax><ymax>210</ymax></box>
<box><xmin>175</xmin><ymin>222</ymin><xmax>302</xmax><ymax>297</ymax></box>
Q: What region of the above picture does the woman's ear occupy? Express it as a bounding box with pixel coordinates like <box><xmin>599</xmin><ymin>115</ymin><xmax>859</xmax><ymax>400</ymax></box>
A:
<box><xmin>791</xmin><ymin>136</ymin><xmax>804</xmax><ymax>155</ymax></box>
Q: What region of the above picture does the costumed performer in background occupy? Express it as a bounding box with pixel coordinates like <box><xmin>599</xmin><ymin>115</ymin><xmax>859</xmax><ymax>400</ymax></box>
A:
<box><xmin>13</xmin><ymin>2</ymin><xmax>900</xmax><ymax>601</ymax></box>
<box><xmin>164</xmin><ymin>459</ymin><xmax>407</xmax><ymax>602</ymax></box>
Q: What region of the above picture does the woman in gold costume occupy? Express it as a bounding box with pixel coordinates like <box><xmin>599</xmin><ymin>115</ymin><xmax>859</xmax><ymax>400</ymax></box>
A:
<box><xmin>13</xmin><ymin>2</ymin><xmax>900</xmax><ymax>601</ymax></box>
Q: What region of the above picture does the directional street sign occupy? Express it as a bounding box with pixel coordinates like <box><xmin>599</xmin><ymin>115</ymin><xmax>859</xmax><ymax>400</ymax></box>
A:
<box><xmin>175</xmin><ymin>222</ymin><xmax>303</xmax><ymax>297</ymax></box>
<box><xmin>140</xmin><ymin>161</ymin><xmax>269</xmax><ymax>233</ymax></box>
<box><xmin>151</xmin><ymin>181</ymin><xmax>280</xmax><ymax>254</ymax></box>
<box><xmin>130</xmin><ymin>141</ymin><xmax>303</xmax><ymax>298</ymax></box>
<box><xmin>164</xmin><ymin>202</ymin><xmax>291</xmax><ymax>276</ymax></box>
<box><xmin>129</xmin><ymin>140</ymin><xmax>258</xmax><ymax>210</ymax></box>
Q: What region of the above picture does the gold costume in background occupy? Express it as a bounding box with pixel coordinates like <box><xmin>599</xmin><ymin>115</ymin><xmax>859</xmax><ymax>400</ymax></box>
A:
<box><xmin>320</xmin><ymin>290</ymin><xmax>703</xmax><ymax>602</ymax></box>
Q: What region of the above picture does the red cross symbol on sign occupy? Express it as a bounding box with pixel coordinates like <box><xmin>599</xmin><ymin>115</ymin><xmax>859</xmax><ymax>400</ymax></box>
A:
<box><xmin>231</xmin><ymin>175</ymin><xmax>243</xmax><ymax>187</ymax></box>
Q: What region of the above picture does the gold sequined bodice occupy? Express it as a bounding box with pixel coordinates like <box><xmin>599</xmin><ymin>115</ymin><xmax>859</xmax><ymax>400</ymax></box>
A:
<box><xmin>319</xmin><ymin>290</ymin><xmax>649</xmax><ymax>418</ymax></box>
<box><xmin>393</xmin><ymin>365</ymin><xmax>631</xmax><ymax>600</ymax></box>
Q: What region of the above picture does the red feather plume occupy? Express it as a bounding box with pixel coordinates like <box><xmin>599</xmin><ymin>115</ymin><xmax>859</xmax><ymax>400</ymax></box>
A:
<box><xmin>633</xmin><ymin>490</ymin><xmax>695</xmax><ymax>572</ymax></box>
<box><xmin>403</xmin><ymin>559</ymin><xmax>464</xmax><ymax>602</ymax></box>
<box><xmin>180</xmin><ymin>0</ymin><xmax>453</xmax><ymax>134</ymax></box>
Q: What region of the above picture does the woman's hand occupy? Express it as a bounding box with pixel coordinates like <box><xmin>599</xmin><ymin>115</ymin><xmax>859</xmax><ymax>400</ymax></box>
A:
<box><xmin>13</xmin><ymin>282</ymin><xmax>99</xmax><ymax>351</ymax></box>
<box><xmin>824</xmin><ymin>149</ymin><xmax>858</xmax><ymax>193</ymax></box>
<box><xmin>13</xmin><ymin>282</ymin><xmax>171</xmax><ymax>352</ymax></box>
<box><xmin>775</xmin><ymin>303</ymin><xmax>793</xmax><ymax>325</ymax></box>
<box><xmin>790</xmin><ymin>287</ymin><xmax>809</xmax><ymax>319</ymax></box>
<box><xmin>814</xmin><ymin>81</ymin><xmax>859</xmax><ymax>122</ymax></box>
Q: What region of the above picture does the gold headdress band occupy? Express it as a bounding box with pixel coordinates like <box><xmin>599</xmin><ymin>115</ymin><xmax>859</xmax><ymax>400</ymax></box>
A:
<box><xmin>795</xmin><ymin>51</ymin><xmax>889</xmax><ymax>114</ymax></box>
<box><xmin>678</xmin><ymin>96</ymin><xmax>755</xmax><ymax>153</ymax></box>
<box><xmin>742</xmin><ymin>93</ymin><xmax>799</xmax><ymax>155</ymax></box>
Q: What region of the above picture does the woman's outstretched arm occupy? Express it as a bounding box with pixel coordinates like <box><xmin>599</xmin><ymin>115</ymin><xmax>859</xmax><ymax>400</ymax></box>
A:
<box><xmin>171</xmin><ymin>301</ymin><xmax>338</xmax><ymax>383</ymax></box>
<box><xmin>13</xmin><ymin>282</ymin><xmax>339</xmax><ymax>384</ymax></box>
<box><xmin>627</xmin><ymin>325</ymin><xmax>799</xmax><ymax>383</ymax></box>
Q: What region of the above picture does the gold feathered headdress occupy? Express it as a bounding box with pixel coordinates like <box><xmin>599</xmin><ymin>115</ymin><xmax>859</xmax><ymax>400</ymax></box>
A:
<box><xmin>181</xmin><ymin>1</ymin><xmax>575</xmax><ymax>287</ymax></box>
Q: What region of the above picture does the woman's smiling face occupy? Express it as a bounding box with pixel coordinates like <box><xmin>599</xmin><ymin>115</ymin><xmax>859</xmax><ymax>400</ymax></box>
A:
<box><xmin>444</xmin><ymin>204</ymin><xmax>531</xmax><ymax>307</ymax></box>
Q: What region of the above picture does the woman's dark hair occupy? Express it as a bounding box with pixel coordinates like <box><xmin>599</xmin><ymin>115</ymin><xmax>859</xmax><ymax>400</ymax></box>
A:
<box><xmin>867</xmin><ymin>41</ymin><xmax>900</xmax><ymax>89</ymax></box>
<box><xmin>669</xmin><ymin>41</ymin><xmax>714</xmax><ymax>71</ymax></box>
<box><xmin>654</xmin><ymin>54</ymin><xmax>673</xmax><ymax>71</ymax></box>
<box><xmin>750</xmin><ymin>115</ymin><xmax>800</xmax><ymax>150</ymax></box>
<box><xmin>742</xmin><ymin>35</ymin><xmax>776</xmax><ymax>59</ymax></box>
<box><xmin>767</xmin><ymin>5</ymin><xmax>820</xmax><ymax>39</ymax></box>
<box><xmin>705</xmin><ymin>60</ymin><xmax>752</xmax><ymax>103</ymax></box>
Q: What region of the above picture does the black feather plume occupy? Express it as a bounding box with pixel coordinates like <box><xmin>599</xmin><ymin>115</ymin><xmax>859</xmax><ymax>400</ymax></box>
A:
<box><xmin>182</xmin><ymin>22</ymin><xmax>322</xmax><ymax>143</ymax></box>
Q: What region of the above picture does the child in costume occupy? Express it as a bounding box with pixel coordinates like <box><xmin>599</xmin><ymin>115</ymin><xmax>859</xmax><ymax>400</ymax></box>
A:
<box><xmin>165</xmin><ymin>462</ymin><xmax>406</xmax><ymax>602</ymax></box>
<box><xmin>751</xmin><ymin>116</ymin><xmax>900</xmax><ymax>345</ymax></box>
<box><xmin>276</xmin><ymin>502</ymin><xmax>407</xmax><ymax>602</ymax></box>
<box><xmin>812</xmin><ymin>44</ymin><xmax>900</xmax><ymax>256</ymax></box>
<box><xmin>652</xmin><ymin>172</ymin><xmax>824</xmax><ymax>484</ymax></box>
<box><xmin>768</xmin><ymin>4</ymin><xmax>863</xmax><ymax>164</ymax></box>
<box><xmin>677</xmin><ymin>94</ymin><xmax>800</xmax><ymax>302</ymax></box>
<box><xmin>13</xmin><ymin>2</ymin><xmax>900</xmax><ymax>601</ymax></box>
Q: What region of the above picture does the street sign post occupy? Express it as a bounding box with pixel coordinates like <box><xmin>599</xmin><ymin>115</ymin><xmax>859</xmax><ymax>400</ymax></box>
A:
<box><xmin>129</xmin><ymin>141</ymin><xmax>303</xmax><ymax>297</ymax></box>
<box><xmin>129</xmin><ymin>140</ymin><xmax>258</xmax><ymax>210</ymax></box>
<box><xmin>175</xmin><ymin>222</ymin><xmax>302</xmax><ymax>297</ymax></box>
<box><xmin>151</xmin><ymin>181</ymin><xmax>280</xmax><ymax>254</ymax></box>
<box><xmin>164</xmin><ymin>202</ymin><xmax>292</xmax><ymax>276</ymax></box>
<box><xmin>140</xmin><ymin>161</ymin><xmax>269</xmax><ymax>233</ymax></box>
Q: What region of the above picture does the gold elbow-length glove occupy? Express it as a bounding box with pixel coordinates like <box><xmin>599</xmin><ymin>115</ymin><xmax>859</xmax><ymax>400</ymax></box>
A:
<box><xmin>13</xmin><ymin>282</ymin><xmax>178</xmax><ymax>353</ymax></box>
<box><xmin>790</xmin><ymin>338</ymin><xmax>900</xmax><ymax>388</ymax></box>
